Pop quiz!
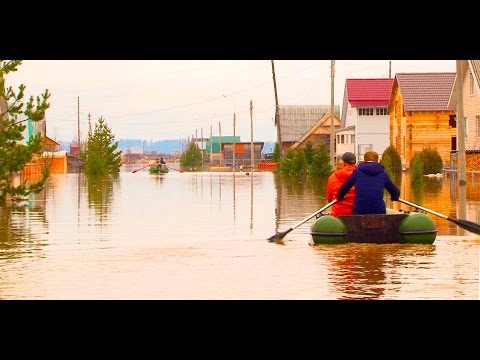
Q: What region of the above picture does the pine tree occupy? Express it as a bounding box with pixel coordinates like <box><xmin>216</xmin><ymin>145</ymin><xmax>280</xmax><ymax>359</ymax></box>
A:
<box><xmin>272</xmin><ymin>143</ymin><xmax>281</xmax><ymax>162</ymax></box>
<box><xmin>81</xmin><ymin>116</ymin><xmax>122</xmax><ymax>176</ymax></box>
<box><xmin>0</xmin><ymin>60</ymin><xmax>51</xmax><ymax>205</ymax></box>
<box><xmin>179</xmin><ymin>142</ymin><xmax>202</xmax><ymax>168</ymax></box>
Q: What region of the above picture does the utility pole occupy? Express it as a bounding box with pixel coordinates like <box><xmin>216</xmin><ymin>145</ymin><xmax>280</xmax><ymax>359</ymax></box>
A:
<box><xmin>0</xmin><ymin>72</ymin><xmax>8</xmax><ymax>120</ymax></box>
<box><xmin>456</xmin><ymin>60</ymin><xmax>466</xmax><ymax>185</ymax></box>
<box><xmin>222</xmin><ymin>94</ymin><xmax>236</xmax><ymax>170</ymax></box>
<box><xmin>330</xmin><ymin>60</ymin><xmax>336</xmax><ymax>167</ymax></box>
<box><xmin>77</xmin><ymin>97</ymin><xmax>80</xmax><ymax>147</ymax></box>
<box><xmin>88</xmin><ymin>113</ymin><xmax>92</xmax><ymax>136</ymax></box>
<box><xmin>201</xmin><ymin>127</ymin><xmax>204</xmax><ymax>168</ymax></box>
<box><xmin>250</xmin><ymin>99</ymin><xmax>254</xmax><ymax>170</ymax></box>
<box><xmin>233</xmin><ymin>111</ymin><xmax>236</xmax><ymax>172</ymax></box>
<box><xmin>219</xmin><ymin>122</ymin><xmax>222</xmax><ymax>166</ymax></box>
<box><xmin>210</xmin><ymin>125</ymin><xmax>213</xmax><ymax>163</ymax></box>
<box><xmin>389</xmin><ymin>61</ymin><xmax>392</xmax><ymax>79</ymax></box>
<box><xmin>271</xmin><ymin>60</ymin><xmax>282</xmax><ymax>159</ymax></box>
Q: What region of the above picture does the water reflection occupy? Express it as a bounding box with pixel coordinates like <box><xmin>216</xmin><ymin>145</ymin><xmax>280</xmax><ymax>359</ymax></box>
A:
<box><xmin>86</xmin><ymin>175</ymin><xmax>118</xmax><ymax>223</ymax></box>
<box><xmin>313</xmin><ymin>243</ymin><xmax>436</xmax><ymax>299</ymax></box>
<box><xmin>273</xmin><ymin>174</ymin><xmax>328</xmax><ymax>233</ymax></box>
<box><xmin>0</xmin><ymin>167</ymin><xmax>478</xmax><ymax>299</ymax></box>
<box><xmin>0</xmin><ymin>190</ymin><xmax>48</xmax><ymax>260</ymax></box>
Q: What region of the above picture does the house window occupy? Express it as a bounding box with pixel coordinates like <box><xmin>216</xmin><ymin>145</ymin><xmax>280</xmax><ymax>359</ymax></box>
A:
<box><xmin>359</xmin><ymin>108</ymin><xmax>374</xmax><ymax>116</ymax></box>
<box><xmin>341</xmin><ymin>135</ymin><xmax>345</xmax><ymax>144</ymax></box>
<box><xmin>376</xmin><ymin>108</ymin><xmax>388</xmax><ymax>115</ymax></box>
<box><xmin>351</xmin><ymin>135</ymin><xmax>355</xmax><ymax>144</ymax></box>
<box><xmin>465</xmin><ymin>117</ymin><xmax>468</xmax><ymax>138</ymax></box>
<box><xmin>449</xmin><ymin>114</ymin><xmax>457</xmax><ymax>128</ymax></box>
<box><xmin>470</xmin><ymin>73</ymin><xmax>475</xmax><ymax>95</ymax></box>
<box><xmin>477</xmin><ymin>116</ymin><xmax>480</xmax><ymax>138</ymax></box>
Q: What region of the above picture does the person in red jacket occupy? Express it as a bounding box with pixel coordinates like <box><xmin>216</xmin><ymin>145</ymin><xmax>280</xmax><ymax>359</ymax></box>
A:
<box><xmin>326</xmin><ymin>152</ymin><xmax>357</xmax><ymax>216</ymax></box>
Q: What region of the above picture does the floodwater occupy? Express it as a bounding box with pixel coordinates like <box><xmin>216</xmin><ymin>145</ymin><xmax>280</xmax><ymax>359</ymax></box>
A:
<box><xmin>1</xmin><ymin>165</ymin><xmax>479</xmax><ymax>300</ymax></box>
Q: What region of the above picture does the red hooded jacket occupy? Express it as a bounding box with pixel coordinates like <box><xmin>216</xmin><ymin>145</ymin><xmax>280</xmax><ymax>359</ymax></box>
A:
<box><xmin>326</xmin><ymin>163</ymin><xmax>357</xmax><ymax>216</ymax></box>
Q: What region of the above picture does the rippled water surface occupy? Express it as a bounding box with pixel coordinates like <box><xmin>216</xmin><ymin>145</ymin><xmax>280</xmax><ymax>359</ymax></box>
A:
<box><xmin>1</xmin><ymin>165</ymin><xmax>479</xmax><ymax>299</ymax></box>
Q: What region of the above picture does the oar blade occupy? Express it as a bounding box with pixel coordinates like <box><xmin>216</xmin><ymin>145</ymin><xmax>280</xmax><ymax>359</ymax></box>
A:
<box><xmin>132</xmin><ymin>165</ymin><xmax>148</xmax><ymax>173</ymax></box>
<box><xmin>268</xmin><ymin>228</ymin><xmax>292</xmax><ymax>242</ymax></box>
<box><xmin>450</xmin><ymin>218</ymin><xmax>480</xmax><ymax>235</ymax></box>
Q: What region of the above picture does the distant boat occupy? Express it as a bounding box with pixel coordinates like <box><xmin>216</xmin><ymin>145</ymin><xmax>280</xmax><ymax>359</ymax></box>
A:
<box><xmin>149</xmin><ymin>164</ymin><xmax>169</xmax><ymax>174</ymax></box>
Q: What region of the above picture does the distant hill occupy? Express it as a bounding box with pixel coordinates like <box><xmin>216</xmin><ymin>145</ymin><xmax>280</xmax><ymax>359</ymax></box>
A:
<box><xmin>59</xmin><ymin>139</ymin><xmax>276</xmax><ymax>155</ymax></box>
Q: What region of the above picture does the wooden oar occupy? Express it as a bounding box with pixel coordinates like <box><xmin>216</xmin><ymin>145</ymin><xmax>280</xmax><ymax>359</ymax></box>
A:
<box><xmin>398</xmin><ymin>198</ymin><xmax>480</xmax><ymax>235</ymax></box>
<box><xmin>168</xmin><ymin>167</ymin><xmax>183</xmax><ymax>173</ymax></box>
<box><xmin>132</xmin><ymin>164</ymin><xmax>150</xmax><ymax>173</ymax></box>
<box><xmin>268</xmin><ymin>200</ymin><xmax>337</xmax><ymax>241</ymax></box>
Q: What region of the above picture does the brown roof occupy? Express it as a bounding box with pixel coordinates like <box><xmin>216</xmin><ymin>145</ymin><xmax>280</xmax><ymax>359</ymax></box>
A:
<box><xmin>396</xmin><ymin>72</ymin><xmax>456</xmax><ymax>111</ymax></box>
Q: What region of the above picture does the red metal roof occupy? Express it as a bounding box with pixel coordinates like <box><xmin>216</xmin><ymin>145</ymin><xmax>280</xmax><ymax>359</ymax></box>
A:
<box><xmin>346</xmin><ymin>78</ymin><xmax>394</xmax><ymax>107</ymax></box>
<box><xmin>396</xmin><ymin>72</ymin><xmax>456</xmax><ymax>111</ymax></box>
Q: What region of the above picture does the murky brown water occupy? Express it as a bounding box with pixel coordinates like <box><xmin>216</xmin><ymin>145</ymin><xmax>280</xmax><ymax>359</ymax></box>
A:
<box><xmin>1</xmin><ymin>165</ymin><xmax>479</xmax><ymax>299</ymax></box>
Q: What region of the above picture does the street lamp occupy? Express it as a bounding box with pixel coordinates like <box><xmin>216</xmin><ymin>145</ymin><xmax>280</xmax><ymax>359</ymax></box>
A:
<box><xmin>222</xmin><ymin>94</ymin><xmax>236</xmax><ymax>171</ymax></box>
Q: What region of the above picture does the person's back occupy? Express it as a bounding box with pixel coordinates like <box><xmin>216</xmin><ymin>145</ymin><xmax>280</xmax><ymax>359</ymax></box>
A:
<box><xmin>327</xmin><ymin>152</ymin><xmax>357</xmax><ymax>216</ymax></box>
<box><xmin>337</xmin><ymin>151</ymin><xmax>400</xmax><ymax>215</ymax></box>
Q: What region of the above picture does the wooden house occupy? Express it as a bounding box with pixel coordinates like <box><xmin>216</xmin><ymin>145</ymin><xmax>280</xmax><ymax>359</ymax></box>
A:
<box><xmin>291</xmin><ymin>113</ymin><xmax>341</xmax><ymax>149</ymax></box>
<box><xmin>388</xmin><ymin>73</ymin><xmax>456</xmax><ymax>168</ymax></box>
<box><xmin>220</xmin><ymin>142</ymin><xmax>265</xmax><ymax>166</ymax></box>
<box><xmin>23</xmin><ymin>118</ymin><xmax>67</xmax><ymax>175</ymax></box>
<box><xmin>276</xmin><ymin>105</ymin><xmax>340</xmax><ymax>152</ymax></box>
<box><xmin>205</xmin><ymin>136</ymin><xmax>241</xmax><ymax>164</ymax></box>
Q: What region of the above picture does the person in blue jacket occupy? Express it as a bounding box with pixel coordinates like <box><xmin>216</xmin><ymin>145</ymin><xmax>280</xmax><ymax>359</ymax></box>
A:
<box><xmin>337</xmin><ymin>151</ymin><xmax>400</xmax><ymax>215</ymax></box>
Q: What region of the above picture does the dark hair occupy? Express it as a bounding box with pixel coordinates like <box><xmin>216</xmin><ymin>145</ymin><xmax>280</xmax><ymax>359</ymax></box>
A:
<box><xmin>341</xmin><ymin>152</ymin><xmax>356</xmax><ymax>164</ymax></box>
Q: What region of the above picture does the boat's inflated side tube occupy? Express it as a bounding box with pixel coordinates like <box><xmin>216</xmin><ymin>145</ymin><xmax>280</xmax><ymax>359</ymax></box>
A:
<box><xmin>310</xmin><ymin>215</ymin><xmax>347</xmax><ymax>245</ymax></box>
<box><xmin>399</xmin><ymin>212</ymin><xmax>437</xmax><ymax>244</ymax></box>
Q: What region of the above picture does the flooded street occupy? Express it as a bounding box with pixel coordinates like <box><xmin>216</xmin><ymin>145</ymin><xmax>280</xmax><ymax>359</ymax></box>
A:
<box><xmin>1</xmin><ymin>166</ymin><xmax>479</xmax><ymax>299</ymax></box>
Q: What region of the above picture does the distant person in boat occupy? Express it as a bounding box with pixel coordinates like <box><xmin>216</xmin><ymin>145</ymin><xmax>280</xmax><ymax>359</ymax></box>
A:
<box><xmin>158</xmin><ymin>157</ymin><xmax>166</xmax><ymax>169</ymax></box>
<box><xmin>326</xmin><ymin>152</ymin><xmax>357</xmax><ymax>216</ymax></box>
<box><xmin>337</xmin><ymin>151</ymin><xmax>400</xmax><ymax>215</ymax></box>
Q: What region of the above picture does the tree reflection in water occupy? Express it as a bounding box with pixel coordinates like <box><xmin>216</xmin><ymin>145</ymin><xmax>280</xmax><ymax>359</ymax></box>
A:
<box><xmin>86</xmin><ymin>175</ymin><xmax>118</xmax><ymax>223</ymax></box>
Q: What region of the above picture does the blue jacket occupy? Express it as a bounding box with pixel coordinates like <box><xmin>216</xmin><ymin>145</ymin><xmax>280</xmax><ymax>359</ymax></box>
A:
<box><xmin>337</xmin><ymin>161</ymin><xmax>400</xmax><ymax>215</ymax></box>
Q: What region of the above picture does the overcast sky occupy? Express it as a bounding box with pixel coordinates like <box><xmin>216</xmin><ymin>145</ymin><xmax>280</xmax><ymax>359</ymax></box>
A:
<box><xmin>6</xmin><ymin>60</ymin><xmax>455</xmax><ymax>142</ymax></box>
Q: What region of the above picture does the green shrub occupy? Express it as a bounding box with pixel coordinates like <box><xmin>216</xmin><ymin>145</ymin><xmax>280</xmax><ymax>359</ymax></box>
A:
<box><xmin>380</xmin><ymin>146</ymin><xmax>402</xmax><ymax>178</ymax></box>
<box><xmin>304</xmin><ymin>142</ymin><xmax>314</xmax><ymax>165</ymax></box>
<box><xmin>410</xmin><ymin>153</ymin><xmax>424</xmax><ymax>187</ymax></box>
<box><xmin>277</xmin><ymin>147</ymin><xmax>306</xmax><ymax>175</ymax></box>
<box><xmin>276</xmin><ymin>142</ymin><xmax>331</xmax><ymax>176</ymax></box>
<box><xmin>419</xmin><ymin>148</ymin><xmax>443</xmax><ymax>174</ymax></box>
<box><xmin>308</xmin><ymin>142</ymin><xmax>332</xmax><ymax>176</ymax></box>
